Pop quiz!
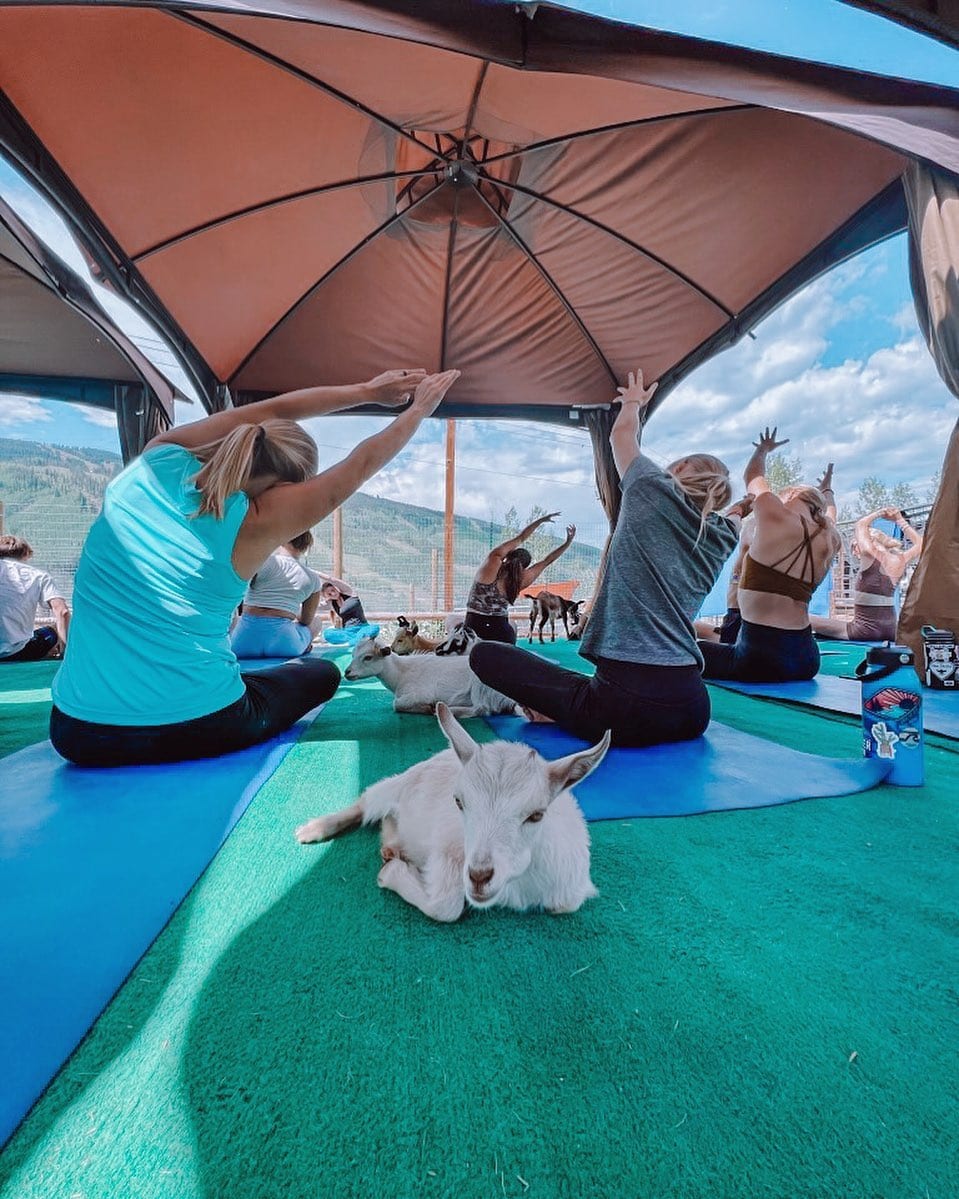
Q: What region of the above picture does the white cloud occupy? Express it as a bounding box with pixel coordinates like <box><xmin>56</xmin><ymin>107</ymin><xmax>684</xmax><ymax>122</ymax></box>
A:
<box><xmin>79</xmin><ymin>406</ymin><xmax>118</xmax><ymax>429</ymax></box>
<box><xmin>0</xmin><ymin>394</ymin><xmax>51</xmax><ymax>427</ymax></box>
<box><xmin>646</xmin><ymin>331</ymin><xmax>953</xmax><ymax>507</ymax></box>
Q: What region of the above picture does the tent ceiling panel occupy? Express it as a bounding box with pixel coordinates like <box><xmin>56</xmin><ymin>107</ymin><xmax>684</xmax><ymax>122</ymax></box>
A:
<box><xmin>196</xmin><ymin>11</ymin><xmax>482</xmax><ymax>135</ymax></box>
<box><xmin>0</xmin><ymin>254</ymin><xmax>140</xmax><ymax>381</ymax></box>
<box><xmin>0</xmin><ymin>1</ymin><xmax>957</xmax><ymax>419</ymax></box>
<box><xmin>475</xmin><ymin>63</ymin><xmax>739</xmax><ymax>147</ymax></box>
<box><xmin>0</xmin><ymin>7</ymin><xmax>388</xmax><ymax>256</ymax></box>
<box><xmin>199</xmin><ymin>11</ymin><xmax>741</xmax><ymax>146</ymax></box>
<box><xmin>233</xmin><ymin>211</ymin><xmax>452</xmax><ymax>392</ymax></box>
<box><xmin>138</xmin><ymin>181</ymin><xmax>397</xmax><ymax>379</ymax></box>
<box><xmin>0</xmin><ymin>197</ymin><xmax>177</xmax><ymax>422</ymax></box>
<box><xmin>501</xmin><ymin>194</ymin><xmax>726</xmax><ymax>382</ymax></box>
<box><xmin>441</xmin><ymin>223</ymin><xmax>615</xmax><ymax>408</ymax></box>
<box><xmin>517</xmin><ymin>110</ymin><xmax>907</xmax><ymax>312</ymax></box>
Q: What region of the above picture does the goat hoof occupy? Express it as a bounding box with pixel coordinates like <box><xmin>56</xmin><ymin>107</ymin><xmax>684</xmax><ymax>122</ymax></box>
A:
<box><xmin>295</xmin><ymin>818</ymin><xmax>328</xmax><ymax>844</ymax></box>
<box><xmin>378</xmin><ymin>859</ymin><xmax>402</xmax><ymax>887</ymax></box>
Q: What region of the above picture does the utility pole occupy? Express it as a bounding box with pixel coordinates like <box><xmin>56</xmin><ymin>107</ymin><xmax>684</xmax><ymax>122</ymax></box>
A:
<box><xmin>332</xmin><ymin>507</ymin><xmax>343</xmax><ymax>579</ymax></box>
<box><xmin>444</xmin><ymin>420</ymin><xmax>456</xmax><ymax>610</ymax></box>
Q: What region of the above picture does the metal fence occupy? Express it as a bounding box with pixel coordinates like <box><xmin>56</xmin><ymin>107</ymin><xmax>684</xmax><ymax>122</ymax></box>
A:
<box><xmin>1</xmin><ymin>497</ymin><xmax>608</xmax><ymax>617</ymax></box>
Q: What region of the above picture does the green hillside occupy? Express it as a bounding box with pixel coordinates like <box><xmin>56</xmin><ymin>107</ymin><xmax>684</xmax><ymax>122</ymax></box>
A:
<box><xmin>0</xmin><ymin>438</ymin><xmax>602</xmax><ymax>609</ymax></box>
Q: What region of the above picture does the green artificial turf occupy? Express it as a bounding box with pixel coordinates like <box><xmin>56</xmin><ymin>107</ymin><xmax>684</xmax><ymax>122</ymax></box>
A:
<box><xmin>1</xmin><ymin>646</ymin><xmax>957</xmax><ymax>1199</ymax></box>
<box><xmin>0</xmin><ymin>660</ymin><xmax>59</xmax><ymax>759</ymax></box>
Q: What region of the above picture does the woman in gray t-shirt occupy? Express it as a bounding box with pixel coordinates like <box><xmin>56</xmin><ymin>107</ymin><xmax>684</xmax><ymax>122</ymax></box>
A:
<box><xmin>471</xmin><ymin>370</ymin><xmax>741</xmax><ymax>748</ymax></box>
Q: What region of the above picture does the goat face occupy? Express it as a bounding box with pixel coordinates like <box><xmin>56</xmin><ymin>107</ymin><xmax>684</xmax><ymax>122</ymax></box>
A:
<box><xmin>344</xmin><ymin>637</ymin><xmax>391</xmax><ymax>680</ymax></box>
<box><xmin>390</xmin><ymin>622</ymin><xmax>420</xmax><ymax>655</ymax></box>
<box><xmin>566</xmin><ymin>601</ymin><xmax>585</xmax><ymax>637</ymax></box>
<box><xmin>435</xmin><ymin>704</ymin><xmax>610</xmax><ymax>908</ymax></box>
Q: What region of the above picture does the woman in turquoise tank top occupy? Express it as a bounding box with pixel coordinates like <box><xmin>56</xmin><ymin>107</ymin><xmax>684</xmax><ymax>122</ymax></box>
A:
<box><xmin>51</xmin><ymin>368</ymin><xmax>460</xmax><ymax>767</ymax></box>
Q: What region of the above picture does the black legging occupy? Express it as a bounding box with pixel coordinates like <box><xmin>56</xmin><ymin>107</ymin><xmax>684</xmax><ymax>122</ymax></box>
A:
<box><xmin>699</xmin><ymin>618</ymin><xmax>820</xmax><ymax>683</ymax></box>
<box><xmin>50</xmin><ymin>656</ymin><xmax>340</xmax><ymax>767</ymax></box>
<box><xmin>470</xmin><ymin>641</ymin><xmax>709</xmax><ymax>748</ymax></box>
<box><xmin>463</xmin><ymin>611</ymin><xmax>517</xmax><ymax>645</ymax></box>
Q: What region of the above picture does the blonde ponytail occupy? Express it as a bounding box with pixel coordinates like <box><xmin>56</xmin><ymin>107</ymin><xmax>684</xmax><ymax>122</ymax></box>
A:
<box><xmin>667</xmin><ymin>453</ymin><xmax>733</xmax><ymax>540</ymax></box>
<box><xmin>190</xmin><ymin>418</ymin><xmax>318</xmax><ymax>519</ymax></box>
<box><xmin>192</xmin><ymin>425</ymin><xmax>261</xmax><ymax>519</ymax></box>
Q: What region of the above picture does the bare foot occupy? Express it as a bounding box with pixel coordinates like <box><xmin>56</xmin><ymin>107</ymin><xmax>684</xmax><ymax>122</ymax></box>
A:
<box><xmin>522</xmin><ymin>706</ymin><xmax>555</xmax><ymax>724</ymax></box>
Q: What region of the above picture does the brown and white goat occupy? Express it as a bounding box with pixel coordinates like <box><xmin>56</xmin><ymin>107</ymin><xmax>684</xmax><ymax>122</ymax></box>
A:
<box><xmin>528</xmin><ymin>592</ymin><xmax>585</xmax><ymax>643</ymax></box>
<box><xmin>391</xmin><ymin>616</ymin><xmax>442</xmax><ymax>655</ymax></box>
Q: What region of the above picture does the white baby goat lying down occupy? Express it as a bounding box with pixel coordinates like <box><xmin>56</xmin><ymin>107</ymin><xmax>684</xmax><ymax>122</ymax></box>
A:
<box><xmin>344</xmin><ymin>636</ymin><xmax>517</xmax><ymax>718</ymax></box>
<box><xmin>296</xmin><ymin>703</ymin><xmax>611</xmax><ymax>922</ymax></box>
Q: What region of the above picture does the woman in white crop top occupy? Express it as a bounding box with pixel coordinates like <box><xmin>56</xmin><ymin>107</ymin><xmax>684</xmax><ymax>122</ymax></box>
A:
<box><xmin>230</xmin><ymin>530</ymin><xmax>324</xmax><ymax>659</ymax></box>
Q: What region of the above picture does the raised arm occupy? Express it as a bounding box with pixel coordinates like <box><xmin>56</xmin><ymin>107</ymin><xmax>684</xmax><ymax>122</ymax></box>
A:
<box><xmin>521</xmin><ymin>525</ymin><xmax>576</xmax><ymax>589</ymax></box>
<box><xmin>744</xmin><ymin>427</ymin><xmax>789</xmax><ymax>496</ymax></box>
<box><xmin>487</xmin><ymin>512</ymin><xmax>560</xmax><ymax>561</ymax></box>
<box><xmin>610</xmin><ymin>368</ymin><xmax>658</xmax><ymax>478</ymax></box>
<box><xmin>150</xmin><ymin>369</ymin><xmax>429</xmax><ymax>453</ymax></box>
<box><xmin>888</xmin><ymin>508</ymin><xmax>924</xmax><ymax>564</ymax></box>
<box><xmin>854</xmin><ymin>509</ymin><xmax>886</xmax><ymax>558</ymax></box>
<box><xmin>816</xmin><ymin>463</ymin><xmax>837</xmax><ymax>522</ymax></box>
<box><xmin>234</xmin><ymin>371</ymin><xmax>459</xmax><ymax>576</ymax></box>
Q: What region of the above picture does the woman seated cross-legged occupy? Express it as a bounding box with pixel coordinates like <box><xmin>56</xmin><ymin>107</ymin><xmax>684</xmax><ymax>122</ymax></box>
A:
<box><xmin>809</xmin><ymin>503</ymin><xmax>922</xmax><ymax>643</ymax></box>
<box><xmin>49</xmin><ymin>367</ymin><xmax>460</xmax><ymax>767</ymax></box>
<box><xmin>230</xmin><ymin>530</ymin><xmax>323</xmax><ymax>659</ymax></box>
<box><xmin>699</xmin><ymin>437</ymin><xmax>841</xmax><ymax>683</ymax></box>
<box><xmin>470</xmin><ymin>369</ymin><xmax>741</xmax><ymax>748</ymax></box>
<box><xmin>318</xmin><ymin>575</ymin><xmax>380</xmax><ymax>645</ymax></box>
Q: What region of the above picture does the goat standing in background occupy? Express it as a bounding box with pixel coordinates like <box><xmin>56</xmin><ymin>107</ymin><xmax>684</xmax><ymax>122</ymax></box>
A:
<box><xmin>528</xmin><ymin>592</ymin><xmax>585</xmax><ymax>643</ymax></box>
<box><xmin>296</xmin><ymin>703</ymin><xmax>610</xmax><ymax>922</ymax></box>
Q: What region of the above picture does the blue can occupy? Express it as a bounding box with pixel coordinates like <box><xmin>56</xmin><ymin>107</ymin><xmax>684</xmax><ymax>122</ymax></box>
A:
<box><xmin>855</xmin><ymin>645</ymin><xmax>924</xmax><ymax>786</ymax></box>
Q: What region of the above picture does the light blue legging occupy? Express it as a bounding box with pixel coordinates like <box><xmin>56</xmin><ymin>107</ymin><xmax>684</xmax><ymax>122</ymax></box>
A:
<box><xmin>230</xmin><ymin>614</ymin><xmax>313</xmax><ymax>659</ymax></box>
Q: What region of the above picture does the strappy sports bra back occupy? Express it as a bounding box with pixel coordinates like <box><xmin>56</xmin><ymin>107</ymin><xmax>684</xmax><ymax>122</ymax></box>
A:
<box><xmin>740</xmin><ymin>518</ymin><xmax>824</xmax><ymax>604</ymax></box>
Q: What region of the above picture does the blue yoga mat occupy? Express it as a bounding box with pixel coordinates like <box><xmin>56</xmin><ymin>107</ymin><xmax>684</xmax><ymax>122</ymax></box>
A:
<box><xmin>0</xmin><ymin>713</ymin><xmax>316</xmax><ymax>1148</ymax></box>
<box><xmin>710</xmin><ymin>675</ymin><xmax>959</xmax><ymax>741</ymax></box>
<box><xmin>485</xmin><ymin>717</ymin><xmax>890</xmax><ymax>821</ymax></box>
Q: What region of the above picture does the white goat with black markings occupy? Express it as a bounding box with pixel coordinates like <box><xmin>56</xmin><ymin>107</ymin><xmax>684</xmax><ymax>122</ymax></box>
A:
<box><xmin>344</xmin><ymin>636</ymin><xmax>517</xmax><ymax>718</ymax></box>
<box><xmin>296</xmin><ymin>703</ymin><xmax>610</xmax><ymax>922</ymax></box>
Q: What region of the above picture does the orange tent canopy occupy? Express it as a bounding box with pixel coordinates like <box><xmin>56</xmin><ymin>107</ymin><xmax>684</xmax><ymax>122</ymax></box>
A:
<box><xmin>1</xmin><ymin>1</ymin><xmax>957</xmax><ymax>422</ymax></box>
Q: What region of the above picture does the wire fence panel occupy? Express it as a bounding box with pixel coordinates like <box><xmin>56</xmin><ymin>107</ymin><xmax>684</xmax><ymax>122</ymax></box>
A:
<box><xmin>1</xmin><ymin>494</ymin><xmax>608</xmax><ymax>615</ymax></box>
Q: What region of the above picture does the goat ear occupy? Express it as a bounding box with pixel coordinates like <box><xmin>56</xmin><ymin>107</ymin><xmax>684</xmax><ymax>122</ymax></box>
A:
<box><xmin>436</xmin><ymin>702</ymin><xmax>477</xmax><ymax>763</ymax></box>
<box><xmin>411</xmin><ymin>622</ymin><xmax>419</xmax><ymax>635</ymax></box>
<box><xmin>546</xmin><ymin>729</ymin><xmax>611</xmax><ymax>798</ymax></box>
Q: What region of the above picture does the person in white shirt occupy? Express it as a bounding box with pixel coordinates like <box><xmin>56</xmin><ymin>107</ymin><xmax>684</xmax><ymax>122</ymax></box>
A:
<box><xmin>230</xmin><ymin>530</ymin><xmax>324</xmax><ymax>659</ymax></box>
<box><xmin>0</xmin><ymin>535</ymin><xmax>70</xmax><ymax>662</ymax></box>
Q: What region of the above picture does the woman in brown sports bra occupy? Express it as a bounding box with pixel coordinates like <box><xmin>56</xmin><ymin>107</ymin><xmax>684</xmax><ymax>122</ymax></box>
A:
<box><xmin>699</xmin><ymin>430</ymin><xmax>840</xmax><ymax>682</ymax></box>
<box><xmin>810</xmin><ymin>505</ymin><xmax>923</xmax><ymax>642</ymax></box>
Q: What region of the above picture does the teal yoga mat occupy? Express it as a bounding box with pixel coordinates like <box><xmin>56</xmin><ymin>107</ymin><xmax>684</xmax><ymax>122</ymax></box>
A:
<box><xmin>484</xmin><ymin>717</ymin><xmax>891</xmax><ymax>820</ymax></box>
<box><xmin>0</xmin><ymin>712</ymin><xmax>317</xmax><ymax>1147</ymax></box>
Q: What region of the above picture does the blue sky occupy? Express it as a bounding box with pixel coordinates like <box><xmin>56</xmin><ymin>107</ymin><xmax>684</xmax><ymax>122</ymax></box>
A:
<box><xmin>1</xmin><ymin>0</ymin><xmax>956</xmax><ymax>543</ymax></box>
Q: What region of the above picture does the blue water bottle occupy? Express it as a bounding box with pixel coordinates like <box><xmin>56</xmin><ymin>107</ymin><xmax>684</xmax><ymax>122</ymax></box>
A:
<box><xmin>855</xmin><ymin>645</ymin><xmax>924</xmax><ymax>786</ymax></box>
